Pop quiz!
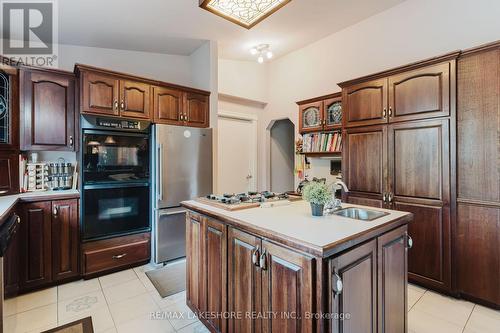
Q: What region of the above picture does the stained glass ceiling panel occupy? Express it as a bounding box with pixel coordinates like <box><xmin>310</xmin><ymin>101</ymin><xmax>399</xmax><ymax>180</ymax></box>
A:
<box><xmin>200</xmin><ymin>0</ymin><xmax>292</xmax><ymax>29</ymax></box>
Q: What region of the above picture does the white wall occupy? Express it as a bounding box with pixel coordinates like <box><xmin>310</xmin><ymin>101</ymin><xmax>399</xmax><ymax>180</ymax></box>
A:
<box><xmin>264</xmin><ymin>0</ymin><xmax>500</xmax><ymax>185</ymax></box>
<box><xmin>218</xmin><ymin>59</ymin><xmax>268</xmax><ymax>102</ymax></box>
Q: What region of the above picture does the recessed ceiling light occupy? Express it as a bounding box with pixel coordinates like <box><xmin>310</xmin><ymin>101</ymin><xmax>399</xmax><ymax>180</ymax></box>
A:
<box><xmin>199</xmin><ymin>0</ymin><xmax>292</xmax><ymax>29</ymax></box>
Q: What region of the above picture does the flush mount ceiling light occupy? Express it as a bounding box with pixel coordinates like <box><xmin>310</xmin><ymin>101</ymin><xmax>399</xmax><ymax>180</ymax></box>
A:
<box><xmin>199</xmin><ymin>0</ymin><xmax>292</xmax><ymax>29</ymax></box>
<box><xmin>250</xmin><ymin>44</ymin><xmax>273</xmax><ymax>63</ymax></box>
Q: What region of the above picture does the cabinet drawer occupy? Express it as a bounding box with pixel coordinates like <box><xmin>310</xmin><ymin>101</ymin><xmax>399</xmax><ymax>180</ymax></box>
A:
<box><xmin>83</xmin><ymin>238</ymin><xmax>149</xmax><ymax>275</ymax></box>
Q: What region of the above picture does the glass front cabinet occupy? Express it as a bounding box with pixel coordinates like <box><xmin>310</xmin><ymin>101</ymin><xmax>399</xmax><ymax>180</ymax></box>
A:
<box><xmin>0</xmin><ymin>69</ymin><xmax>17</xmax><ymax>150</ymax></box>
<box><xmin>298</xmin><ymin>93</ymin><xmax>342</xmax><ymax>133</ymax></box>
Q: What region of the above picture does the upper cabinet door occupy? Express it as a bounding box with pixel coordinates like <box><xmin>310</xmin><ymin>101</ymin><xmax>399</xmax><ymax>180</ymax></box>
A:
<box><xmin>299</xmin><ymin>101</ymin><xmax>323</xmax><ymax>133</ymax></box>
<box><xmin>153</xmin><ymin>86</ymin><xmax>183</xmax><ymax>125</ymax></box>
<box><xmin>119</xmin><ymin>80</ymin><xmax>151</xmax><ymax>120</ymax></box>
<box><xmin>388</xmin><ymin>62</ymin><xmax>452</xmax><ymax>122</ymax></box>
<box><xmin>184</xmin><ymin>92</ymin><xmax>209</xmax><ymax>128</ymax></box>
<box><xmin>21</xmin><ymin>70</ymin><xmax>76</xmax><ymax>151</ymax></box>
<box><xmin>323</xmin><ymin>96</ymin><xmax>343</xmax><ymax>130</ymax></box>
<box><xmin>343</xmin><ymin>78</ymin><xmax>388</xmax><ymax>127</ymax></box>
<box><xmin>81</xmin><ymin>72</ymin><xmax>119</xmax><ymax>116</ymax></box>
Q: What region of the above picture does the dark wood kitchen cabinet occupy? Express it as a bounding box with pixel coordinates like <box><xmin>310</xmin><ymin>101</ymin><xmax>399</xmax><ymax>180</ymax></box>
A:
<box><xmin>18</xmin><ymin>199</ymin><xmax>79</xmax><ymax>292</ymax></box>
<box><xmin>81</xmin><ymin>71</ymin><xmax>120</xmax><ymax>116</ymax></box>
<box><xmin>340</xmin><ymin>54</ymin><xmax>456</xmax><ymax>128</ymax></box>
<box><xmin>184</xmin><ymin>92</ymin><xmax>209</xmax><ymax>128</ymax></box>
<box><xmin>119</xmin><ymin>79</ymin><xmax>151</xmax><ymax>120</ymax></box>
<box><xmin>186</xmin><ymin>212</ymin><xmax>205</xmax><ymax>313</ymax></box>
<box><xmin>52</xmin><ymin>199</ymin><xmax>79</xmax><ymax>281</ymax></box>
<box><xmin>153</xmin><ymin>86</ymin><xmax>184</xmax><ymax>125</ymax></box>
<box><xmin>0</xmin><ymin>152</ymin><xmax>19</xmax><ymax>196</ymax></box>
<box><xmin>3</xmin><ymin>208</ymin><xmax>21</xmax><ymax>297</ymax></box>
<box><xmin>456</xmin><ymin>42</ymin><xmax>500</xmax><ymax>308</ymax></box>
<box><xmin>77</xmin><ymin>64</ymin><xmax>211</xmax><ymax>126</ymax></box>
<box><xmin>20</xmin><ymin>201</ymin><xmax>53</xmax><ymax>289</ymax></box>
<box><xmin>20</xmin><ymin>69</ymin><xmax>76</xmax><ymax>151</ymax></box>
<box><xmin>342</xmin><ymin>78</ymin><xmax>388</xmax><ymax>127</ymax></box>
<box><xmin>331</xmin><ymin>226</ymin><xmax>408</xmax><ymax>333</ymax></box>
<box><xmin>344</xmin><ymin>125</ymin><xmax>387</xmax><ymax>208</ymax></box>
<box><xmin>297</xmin><ymin>92</ymin><xmax>343</xmax><ymax>133</ymax></box>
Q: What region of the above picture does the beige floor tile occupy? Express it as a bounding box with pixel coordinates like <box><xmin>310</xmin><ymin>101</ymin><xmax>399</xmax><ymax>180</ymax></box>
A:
<box><xmin>408</xmin><ymin>283</ymin><xmax>427</xmax><ymax>294</ymax></box>
<box><xmin>58</xmin><ymin>278</ymin><xmax>101</xmax><ymax>301</ymax></box>
<box><xmin>115</xmin><ymin>313</ymin><xmax>175</xmax><ymax>333</ymax></box>
<box><xmin>166</xmin><ymin>290</ymin><xmax>186</xmax><ymax>305</ymax></box>
<box><xmin>3</xmin><ymin>287</ymin><xmax>57</xmax><ymax>317</ymax></box>
<box><xmin>464</xmin><ymin>305</ymin><xmax>500</xmax><ymax>333</ymax></box>
<box><xmin>177</xmin><ymin>320</ymin><xmax>211</xmax><ymax>333</ymax></box>
<box><xmin>109</xmin><ymin>292</ymin><xmax>160</xmax><ymax>325</ymax></box>
<box><xmin>58</xmin><ymin>290</ymin><xmax>108</xmax><ymax>322</ymax></box>
<box><xmin>150</xmin><ymin>290</ymin><xmax>187</xmax><ymax>310</ymax></box>
<box><xmin>102</xmin><ymin>278</ymin><xmax>147</xmax><ymax>304</ymax></box>
<box><xmin>408</xmin><ymin>308</ymin><xmax>463</xmax><ymax>333</ymax></box>
<box><xmin>408</xmin><ymin>287</ymin><xmax>425</xmax><ymax>310</ymax></box>
<box><xmin>164</xmin><ymin>300</ymin><xmax>198</xmax><ymax>330</ymax></box>
<box><xmin>58</xmin><ymin>306</ymin><xmax>115</xmax><ymax>333</ymax></box>
<box><xmin>4</xmin><ymin>303</ymin><xmax>57</xmax><ymax>333</ymax></box>
<box><xmin>412</xmin><ymin>290</ymin><xmax>474</xmax><ymax>327</ymax></box>
<box><xmin>99</xmin><ymin>269</ymin><xmax>138</xmax><ymax>289</ymax></box>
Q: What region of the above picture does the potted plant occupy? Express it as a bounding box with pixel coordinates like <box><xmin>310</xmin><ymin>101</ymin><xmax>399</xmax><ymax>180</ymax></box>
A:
<box><xmin>302</xmin><ymin>182</ymin><xmax>332</xmax><ymax>217</ymax></box>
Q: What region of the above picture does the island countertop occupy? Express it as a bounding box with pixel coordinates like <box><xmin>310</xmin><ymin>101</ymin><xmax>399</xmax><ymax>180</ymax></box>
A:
<box><xmin>182</xmin><ymin>199</ymin><xmax>412</xmax><ymax>257</ymax></box>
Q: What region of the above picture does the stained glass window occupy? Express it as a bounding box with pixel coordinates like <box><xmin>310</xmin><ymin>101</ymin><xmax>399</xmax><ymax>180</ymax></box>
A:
<box><xmin>0</xmin><ymin>72</ymin><xmax>10</xmax><ymax>144</ymax></box>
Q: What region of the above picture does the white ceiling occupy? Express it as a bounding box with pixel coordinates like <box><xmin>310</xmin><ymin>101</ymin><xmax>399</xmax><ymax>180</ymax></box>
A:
<box><xmin>58</xmin><ymin>0</ymin><xmax>406</xmax><ymax>60</ymax></box>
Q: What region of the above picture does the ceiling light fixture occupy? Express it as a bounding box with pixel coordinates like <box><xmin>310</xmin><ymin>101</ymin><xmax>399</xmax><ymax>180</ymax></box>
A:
<box><xmin>199</xmin><ymin>0</ymin><xmax>292</xmax><ymax>29</ymax></box>
<box><xmin>250</xmin><ymin>44</ymin><xmax>273</xmax><ymax>64</ymax></box>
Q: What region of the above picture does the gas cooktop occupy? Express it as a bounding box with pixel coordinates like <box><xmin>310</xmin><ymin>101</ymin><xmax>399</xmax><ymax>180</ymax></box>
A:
<box><xmin>197</xmin><ymin>191</ymin><xmax>301</xmax><ymax>211</ymax></box>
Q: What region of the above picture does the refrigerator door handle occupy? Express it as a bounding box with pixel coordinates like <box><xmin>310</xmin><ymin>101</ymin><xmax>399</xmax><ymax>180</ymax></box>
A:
<box><xmin>158</xmin><ymin>143</ymin><xmax>164</xmax><ymax>201</ymax></box>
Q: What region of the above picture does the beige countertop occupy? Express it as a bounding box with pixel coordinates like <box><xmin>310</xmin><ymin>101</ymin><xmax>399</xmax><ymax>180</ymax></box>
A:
<box><xmin>182</xmin><ymin>199</ymin><xmax>412</xmax><ymax>257</ymax></box>
<box><xmin>0</xmin><ymin>190</ymin><xmax>80</xmax><ymax>221</ymax></box>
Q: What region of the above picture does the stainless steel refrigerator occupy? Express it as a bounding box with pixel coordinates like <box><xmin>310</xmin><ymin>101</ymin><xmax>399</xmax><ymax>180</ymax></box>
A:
<box><xmin>152</xmin><ymin>125</ymin><xmax>213</xmax><ymax>264</ymax></box>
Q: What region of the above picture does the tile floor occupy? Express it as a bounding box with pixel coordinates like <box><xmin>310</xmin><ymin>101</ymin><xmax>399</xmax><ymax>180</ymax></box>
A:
<box><xmin>3</xmin><ymin>265</ymin><xmax>499</xmax><ymax>333</ymax></box>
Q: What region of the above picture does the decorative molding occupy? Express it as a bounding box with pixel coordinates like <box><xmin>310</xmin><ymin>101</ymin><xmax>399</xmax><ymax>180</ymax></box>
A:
<box><xmin>218</xmin><ymin>93</ymin><xmax>267</xmax><ymax>109</ymax></box>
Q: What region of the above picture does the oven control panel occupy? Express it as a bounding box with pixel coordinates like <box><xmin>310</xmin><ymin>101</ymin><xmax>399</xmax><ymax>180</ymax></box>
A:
<box><xmin>97</xmin><ymin>118</ymin><xmax>141</xmax><ymax>130</ymax></box>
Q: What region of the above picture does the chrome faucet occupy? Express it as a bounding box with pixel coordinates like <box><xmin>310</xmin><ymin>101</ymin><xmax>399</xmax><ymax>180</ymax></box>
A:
<box><xmin>325</xmin><ymin>180</ymin><xmax>349</xmax><ymax>213</ymax></box>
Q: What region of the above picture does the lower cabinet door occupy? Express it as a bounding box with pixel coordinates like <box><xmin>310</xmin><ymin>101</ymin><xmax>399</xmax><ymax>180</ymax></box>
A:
<box><xmin>227</xmin><ymin>227</ymin><xmax>261</xmax><ymax>333</ymax></box>
<box><xmin>186</xmin><ymin>212</ymin><xmax>205</xmax><ymax>312</ymax></box>
<box><xmin>331</xmin><ymin>240</ymin><xmax>377</xmax><ymax>333</ymax></box>
<box><xmin>377</xmin><ymin>226</ymin><xmax>408</xmax><ymax>333</ymax></box>
<box><xmin>4</xmin><ymin>216</ymin><xmax>21</xmax><ymax>296</ymax></box>
<box><xmin>205</xmin><ymin>218</ymin><xmax>227</xmax><ymax>333</ymax></box>
<box><xmin>20</xmin><ymin>201</ymin><xmax>52</xmax><ymax>289</ymax></box>
<box><xmin>261</xmin><ymin>240</ymin><xmax>314</xmax><ymax>333</ymax></box>
<box><xmin>52</xmin><ymin>199</ymin><xmax>79</xmax><ymax>281</ymax></box>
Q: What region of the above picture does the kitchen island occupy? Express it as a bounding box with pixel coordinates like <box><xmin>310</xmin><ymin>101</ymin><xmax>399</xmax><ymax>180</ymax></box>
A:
<box><xmin>182</xmin><ymin>199</ymin><xmax>413</xmax><ymax>333</ymax></box>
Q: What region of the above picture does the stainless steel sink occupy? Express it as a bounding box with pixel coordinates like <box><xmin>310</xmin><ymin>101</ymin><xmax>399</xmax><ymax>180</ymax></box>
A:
<box><xmin>332</xmin><ymin>207</ymin><xmax>389</xmax><ymax>221</ymax></box>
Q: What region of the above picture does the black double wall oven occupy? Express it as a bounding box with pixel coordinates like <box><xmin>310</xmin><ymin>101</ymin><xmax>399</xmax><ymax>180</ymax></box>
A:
<box><xmin>81</xmin><ymin>115</ymin><xmax>151</xmax><ymax>241</ymax></box>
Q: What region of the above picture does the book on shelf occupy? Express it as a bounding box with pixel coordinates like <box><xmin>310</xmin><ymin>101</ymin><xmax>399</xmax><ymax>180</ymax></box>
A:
<box><xmin>302</xmin><ymin>131</ymin><xmax>342</xmax><ymax>153</ymax></box>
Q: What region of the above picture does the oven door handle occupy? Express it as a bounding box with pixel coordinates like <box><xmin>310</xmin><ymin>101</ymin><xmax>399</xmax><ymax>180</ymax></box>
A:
<box><xmin>158</xmin><ymin>209</ymin><xmax>186</xmax><ymax>217</ymax></box>
<box><xmin>158</xmin><ymin>143</ymin><xmax>163</xmax><ymax>202</ymax></box>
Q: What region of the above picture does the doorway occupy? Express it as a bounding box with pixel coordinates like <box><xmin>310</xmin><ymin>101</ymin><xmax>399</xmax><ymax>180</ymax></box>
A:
<box><xmin>269</xmin><ymin>119</ymin><xmax>295</xmax><ymax>193</ymax></box>
<box><xmin>217</xmin><ymin>112</ymin><xmax>257</xmax><ymax>194</ymax></box>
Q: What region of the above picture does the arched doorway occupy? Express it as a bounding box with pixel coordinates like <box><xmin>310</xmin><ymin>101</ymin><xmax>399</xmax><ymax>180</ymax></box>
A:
<box><xmin>269</xmin><ymin>118</ymin><xmax>295</xmax><ymax>193</ymax></box>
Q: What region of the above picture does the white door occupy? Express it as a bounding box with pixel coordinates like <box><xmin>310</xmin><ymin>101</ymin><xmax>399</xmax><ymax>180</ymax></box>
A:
<box><xmin>217</xmin><ymin>114</ymin><xmax>257</xmax><ymax>194</ymax></box>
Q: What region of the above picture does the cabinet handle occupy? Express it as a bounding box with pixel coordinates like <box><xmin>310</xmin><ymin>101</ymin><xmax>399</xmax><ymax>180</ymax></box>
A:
<box><xmin>252</xmin><ymin>246</ymin><xmax>260</xmax><ymax>266</ymax></box>
<box><xmin>332</xmin><ymin>271</ymin><xmax>343</xmax><ymax>295</ymax></box>
<box><xmin>179</xmin><ymin>114</ymin><xmax>184</xmax><ymax>121</ymax></box>
<box><xmin>259</xmin><ymin>250</ymin><xmax>267</xmax><ymax>270</ymax></box>
<box><xmin>114</xmin><ymin>100</ymin><xmax>119</xmax><ymax>110</ymax></box>
<box><xmin>0</xmin><ymin>190</ymin><xmax>8</xmax><ymax>194</ymax></box>
<box><xmin>16</xmin><ymin>216</ymin><xmax>21</xmax><ymax>224</ymax></box>
<box><xmin>389</xmin><ymin>107</ymin><xmax>393</xmax><ymax>117</ymax></box>
<box><xmin>382</xmin><ymin>193</ymin><xmax>387</xmax><ymax>203</ymax></box>
<box><xmin>388</xmin><ymin>192</ymin><xmax>393</xmax><ymax>203</ymax></box>
<box><xmin>69</xmin><ymin>136</ymin><xmax>74</xmax><ymax>147</ymax></box>
<box><xmin>407</xmin><ymin>235</ymin><xmax>413</xmax><ymax>249</ymax></box>
<box><xmin>184</xmin><ymin>114</ymin><xmax>189</xmax><ymax>122</ymax></box>
<box><xmin>120</xmin><ymin>100</ymin><xmax>125</xmax><ymax>110</ymax></box>
<box><xmin>112</xmin><ymin>253</ymin><xmax>127</xmax><ymax>259</ymax></box>
<box><xmin>53</xmin><ymin>206</ymin><xmax>58</xmax><ymax>216</ymax></box>
<box><xmin>383</xmin><ymin>108</ymin><xmax>387</xmax><ymax>118</ymax></box>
